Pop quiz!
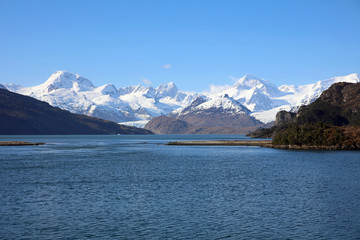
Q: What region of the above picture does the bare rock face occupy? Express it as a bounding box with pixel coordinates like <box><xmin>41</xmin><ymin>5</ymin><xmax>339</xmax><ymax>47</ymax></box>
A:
<box><xmin>275</xmin><ymin>111</ymin><xmax>296</xmax><ymax>126</ymax></box>
<box><xmin>145</xmin><ymin>115</ymin><xmax>260</xmax><ymax>134</ymax></box>
<box><xmin>144</xmin><ymin>116</ymin><xmax>193</xmax><ymax>134</ymax></box>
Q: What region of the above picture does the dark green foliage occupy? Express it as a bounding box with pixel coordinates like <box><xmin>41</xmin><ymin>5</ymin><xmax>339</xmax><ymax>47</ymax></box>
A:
<box><xmin>296</xmin><ymin>101</ymin><xmax>349</xmax><ymax>126</ymax></box>
<box><xmin>246</xmin><ymin>126</ymin><xmax>276</xmax><ymax>138</ymax></box>
<box><xmin>272</xmin><ymin>122</ymin><xmax>345</xmax><ymax>146</ymax></box>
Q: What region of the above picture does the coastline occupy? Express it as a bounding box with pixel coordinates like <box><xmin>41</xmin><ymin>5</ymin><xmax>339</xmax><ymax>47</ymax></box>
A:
<box><xmin>0</xmin><ymin>141</ymin><xmax>45</xmax><ymax>146</ymax></box>
<box><xmin>167</xmin><ymin>140</ymin><xmax>272</xmax><ymax>147</ymax></box>
<box><xmin>268</xmin><ymin>144</ymin><xmax>360</xmax><ymax>150</ymax></box>
<box><xmin>167</xmin><ymin>140</ymin><xmax>359</xmax><ymax>150</ymax></box>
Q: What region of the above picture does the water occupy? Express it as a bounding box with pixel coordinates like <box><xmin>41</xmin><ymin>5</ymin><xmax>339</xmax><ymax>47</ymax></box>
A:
<box><xmin>1</xmin><ymin>135</ymin><xmax>360</xmax><ymax>239</ymax></box>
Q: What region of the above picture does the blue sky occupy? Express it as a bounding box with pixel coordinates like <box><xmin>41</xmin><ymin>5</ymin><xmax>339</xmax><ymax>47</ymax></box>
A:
<box><xmin>1</xmin><ymin>0</ymin><xmax>359</xmax><ymax>91</ymax></box>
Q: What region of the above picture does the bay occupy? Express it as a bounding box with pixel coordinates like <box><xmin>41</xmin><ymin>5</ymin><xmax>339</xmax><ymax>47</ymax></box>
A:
<box><xmin>1</xmin><ymin>135</ymin><xmax>360</xmax><ymax>239</ymax></box>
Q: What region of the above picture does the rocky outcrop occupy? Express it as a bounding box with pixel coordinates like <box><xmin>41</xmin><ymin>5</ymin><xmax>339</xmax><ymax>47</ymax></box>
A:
<box><xmin>144</xmin><ymin>116</ymin><xmax>193</xmax><ymax>134</ymax></box>
<box><xmin>275</xmin><ymin>111</ymin><xmax>296</xmax><ymax>126</ymax></box>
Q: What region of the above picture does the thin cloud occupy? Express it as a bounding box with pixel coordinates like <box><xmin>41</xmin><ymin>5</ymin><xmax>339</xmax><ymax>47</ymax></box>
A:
<box><xmin>163</xmin><ymin>64</ymin><xmax>172</xmax><ymax>69</ymax></box>
<box><xmin>142</xmin><ymin>78</ymin><xmax>152</xmax><ymax>85</ymax></box>
<box><xmin>202</xmin><ymin>84</ymin><xmax>231</xmax><ymax>95</ymax></box>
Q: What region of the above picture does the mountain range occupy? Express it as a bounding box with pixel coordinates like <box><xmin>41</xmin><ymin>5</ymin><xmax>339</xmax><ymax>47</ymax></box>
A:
<box><xmin>3</xmin><ymin>71</ymin><xmax>359</xmax><ymax>130</ymax></box>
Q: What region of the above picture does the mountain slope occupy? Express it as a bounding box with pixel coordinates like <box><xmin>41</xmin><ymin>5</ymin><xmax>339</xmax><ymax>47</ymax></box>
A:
<box><xmin>145</xmin><ymin>115</ymin><xmax>260</xmax><ymax>134</ymax></box>
<box><xmin>144</xmin><ymin>116</ymin><xmax>194</xmax><ymax>134</ymax></box>
<box><xmin>0</xmin><ymin>89</ymin><xmax>152</xmax><ymax>135</ymax></box>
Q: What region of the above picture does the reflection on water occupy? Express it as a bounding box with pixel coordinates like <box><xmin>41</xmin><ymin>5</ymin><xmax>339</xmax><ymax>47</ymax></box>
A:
<box><xmin>1</xmin><ymin>135</ymin><xmax>360</xmax><ymax>239</ymax></box>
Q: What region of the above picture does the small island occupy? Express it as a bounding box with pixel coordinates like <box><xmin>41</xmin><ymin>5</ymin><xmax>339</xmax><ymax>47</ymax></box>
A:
<box><xmin>0</xmin><ymin>141</ymin><xmax>45</xmax><ymax>146</ymax></box>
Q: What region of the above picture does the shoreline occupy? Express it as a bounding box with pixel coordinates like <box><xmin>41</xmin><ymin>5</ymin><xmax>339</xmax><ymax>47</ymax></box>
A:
<box><xmin>167</xmin><ymin>140</ymin><xmax>359</xmax><ymax>150</ymax></box>
<box><xmin>0</xmin><ymin>141</ymin><xmax>45</xmax><ymax>146</ymax></box>
<box><xmin>167</xmin><ymin>140</ymin><xmax>272</xmax><ymax>147</ymax></box>
<box><xmin>267</xmin><ymin>144</ymin><xmax>360</xmax><ymax>150</ymax></box>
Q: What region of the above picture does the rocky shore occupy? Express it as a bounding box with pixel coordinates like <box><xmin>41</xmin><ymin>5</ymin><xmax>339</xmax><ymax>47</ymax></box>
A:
<box><xmin>0</xmin><ymin>141</ymin><xmax>45</xmax><ymax>146</ymax></box>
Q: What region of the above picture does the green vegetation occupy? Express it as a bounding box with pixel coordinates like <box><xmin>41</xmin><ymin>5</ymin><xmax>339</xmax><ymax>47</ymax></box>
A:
<box><xmin>295</xmin><ymin>101</ymin><xmax>349</xmax><ymax>126</ymax></box>
<box><xmin>272</xmin><ymin>123</ymin><xmax>360</xmax><ymax>149</ymax></box>
<box><xmin>246</xmin><ymin>126</ymin><xmax>276</xmax><ymax>138</ymax></box>
<box><xmin>272</xmin><ymin>122</ymin><xmax>344</xmax><ymax>146</ymax></box>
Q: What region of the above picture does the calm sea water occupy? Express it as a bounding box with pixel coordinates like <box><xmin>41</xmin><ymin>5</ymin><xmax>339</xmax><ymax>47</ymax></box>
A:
<box><xmin>1</xmin><ymin>135</ymin><xmax>360</xmax><ymax>239</ymax></box>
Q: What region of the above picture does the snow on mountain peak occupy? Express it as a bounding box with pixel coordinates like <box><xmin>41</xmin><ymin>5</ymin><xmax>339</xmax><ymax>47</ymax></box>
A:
<box><xmin>327</xmin><ymin>73</ymin><xmax>359</xmax><ymax>84</ymax></box>
<box><xmin>235</xmin><ymin>74</ymin><xmax>271</xmax><ymax>89</ymax></box>
<box><xmin>156</xmin><ymin>82</ymin><xmax>179</xmax><ymax>98</ymax></box>
<box><xmin>195</xmin><ymin>94</ymin><xmax>250</xmax><ymax>115</ymax></box>
<box><xmin>97</xmin><ymin>83</ymin><xmax>119</xmax><ymax>96</ymax></box>
<box><xmin>122</xmin><ymin>85</ymin><xmax>156</xmax><ymax>96</ymax></box>
<box><xmin>207</xmin><ymin>74</ymin><xmax>286</xmax><ymax>112</ymax></box>
<box><xmin>44</xmin><ymin>70</ymin><xmax>95</xmax><ymax>92</ymax></box>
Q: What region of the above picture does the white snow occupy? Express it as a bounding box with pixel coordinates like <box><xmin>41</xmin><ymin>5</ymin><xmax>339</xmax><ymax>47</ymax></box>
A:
<box><xmin>3</xmin><ymin>71</ymin><xmax>359</xmax><ymax>126</ymax></box>
<box><xmin>10</xmin><ymin>70</ymin><xmax>196</xmax><ymax>123</ymax></box>
<box><xmin>251</xmin><ymin>105</ymin><xmax>292</xmax><ymax>124</ymax></box>
<box><xmin>194</xmin><ymin>94</ymin><xmax>249</xmax><ymax>115</ymax></box>
<box><xmin>119</xmin><ymin>120</ymin><xmax>150</xmax><ymax>128</ymax></box>
<box><xmin>203</xmin><ymin>73</ymin><xmax>360</xmax><ymax>122</ymax></box>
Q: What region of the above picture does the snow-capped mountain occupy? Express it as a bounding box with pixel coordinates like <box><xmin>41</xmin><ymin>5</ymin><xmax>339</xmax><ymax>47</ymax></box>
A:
<box><xmin>203</xmin><ymin>73</ymin><xmax>360</xmax><ymax>123</ymax></box>
<box><xmin>12</xmin><ymin>71</ymin><xmax>196</xmax><ymax>126</ymax></box>
<box><xmin>169</xmin><ymin>94</ymin><xmax>262</xmax><ymax>129</ymax></box>
<box><xmin>207</xmin><ymin>74</ymin><xmax>288</xmax><ymax>112</ymax></box>
<box><xmin>278</xmin><ymin>73</ymin><xmax>360</xmax><ymax>112</ymax></box>
<box><xmin>3</xmin><ymin>71</ymin><xmax>359</xmax><ymax>127</ymax></box>
<box><xmin>172</xmin><ymin>94</ymin><xmax>250</xmax><ymax>117</ymax></box>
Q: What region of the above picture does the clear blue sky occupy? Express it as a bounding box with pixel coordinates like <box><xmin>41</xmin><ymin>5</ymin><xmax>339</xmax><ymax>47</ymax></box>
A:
<box><xmin>1</xmin><ymin>0</ymin><xmax>359</xmax><ymax>91</ymax></box>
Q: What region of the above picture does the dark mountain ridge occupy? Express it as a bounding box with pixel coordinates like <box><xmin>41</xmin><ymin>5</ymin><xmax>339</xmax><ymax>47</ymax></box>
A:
<box><xmin>145</xmin><ymin>115</ymin><xmax>260</xmax><ymax>134</ymax></box>
<box><xmin>0</xmin><ymin>89</ymin><xmax>152</xmax><ymax>135</ymax></box>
